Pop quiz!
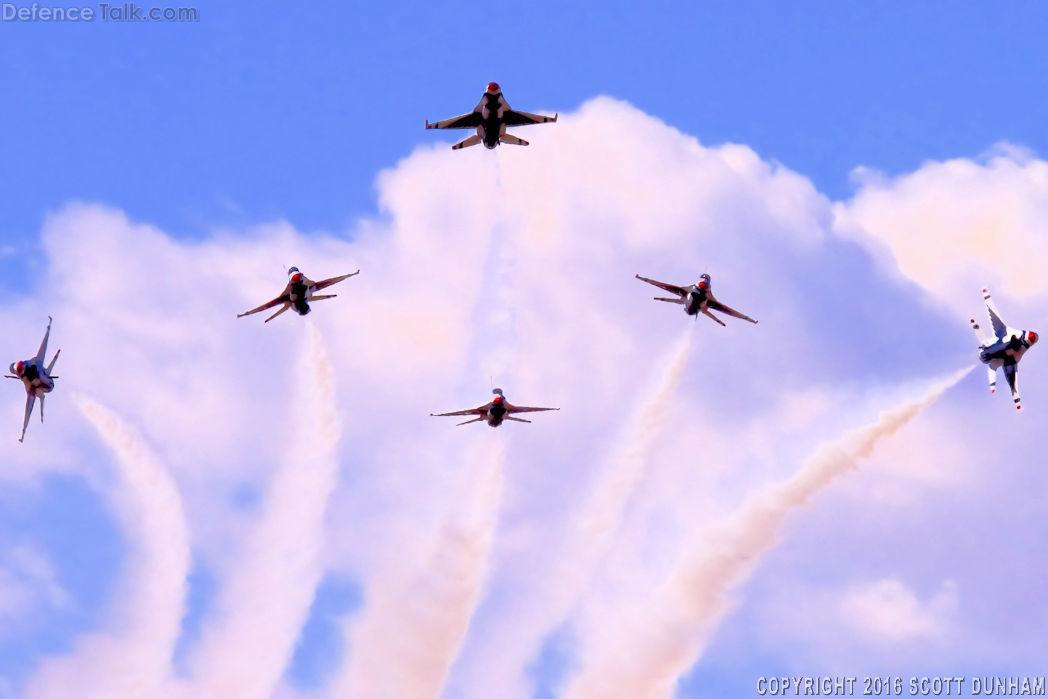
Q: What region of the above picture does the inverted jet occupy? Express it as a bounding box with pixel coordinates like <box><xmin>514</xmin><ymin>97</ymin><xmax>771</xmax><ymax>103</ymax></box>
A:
<box><xmin>6</xmin><ymin>316</ymin><xmax>60</xmax><ymax>442</ymax></box>
<box><xmin>970</xmin><ymin>287</ymin><xmax>1038</xmax><ymax>410</ymax></box>
<box><xmin>431</xmin><ymin>388</ymin><xmax>559</xmax><ymax>427</ymax></box>
<box><xmin>425</xmin><ymin>82</ymin><xmax>557</xmax><ymax>150</ymax></box>
<box><xmin>635</xmin><ymin>273</ymin><xmax>758</xmax><ymax>326</ymax></box>
<box><xmin>237</xmin><ymin>267</ymin><xmax>359</xmax><ymax>323</ymax></box>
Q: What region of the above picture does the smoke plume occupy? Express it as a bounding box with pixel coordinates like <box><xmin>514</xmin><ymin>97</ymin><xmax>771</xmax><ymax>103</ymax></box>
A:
<box><xmin>563</xmin><ymin>367</ymin><xmax>971</xmax><ymax>699</ymax></box>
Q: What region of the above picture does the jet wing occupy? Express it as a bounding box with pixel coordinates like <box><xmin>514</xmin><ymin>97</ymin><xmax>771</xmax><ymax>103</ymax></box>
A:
<box><xmin>19</xmin><ymin>393</ymin><xmax>35</xmax><ymax>443</ymax></box>
<box><xmin>310</xmin><ymin>270</ymin><xmax>360</xmax><ymax>292</ymax></box>
<box><xmin>505</xmin><ymin>403</ymin><xmax>559</xmax><ymax>414</ymax></box>
<box><xmin>982</xmin><ymin>288</ymin><xmax>1008</xmax><ymax>340</ymax></box>
<box><xmin>707</xmin><ymin>298</ymin><xmax>758</xmax><ymax>324</ymax></box>
<box><xmin>635</xmin><ymin>275</ymin><xmax>686</xmax><ymax>297</ymax></box>
<box><xmin>426</xmin><ymin>112</ymin><xmax>483</xmax><ymax>130</ymax></box>
<box><xmin>503</xmin><ymin>110</ymin><xmax>557</xmax><ymax>126</ymax></box>
<box><xmin>431</xmin><ymin>403</ymin><xmax>491</xmax><ymax>417</ymax></box>
<box><xmin>34</xmin><ymin>316</ymin><xmax>53</xmax><ymax>364</ymax></box>
<box><xmin>237</xmin><ymin>287</ymin><xmax>291</xmax><ymax>318</ymax></box>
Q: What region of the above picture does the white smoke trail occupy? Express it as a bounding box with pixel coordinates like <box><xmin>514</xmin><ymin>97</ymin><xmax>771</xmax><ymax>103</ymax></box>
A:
<box><xmin>563</xmin><ymin>366</ymin><xmax>972</xmax><ymax>699</ymax></box>
<box><xmin>579</xmin><ymin>329</ymin><xmax>695</xmax><ymax>542</ymax></box>
<box><xmin>188</xmin><ymin>321</ymin><xmax>341</xmax><ymax>698</ymax></box>
<box><xmin>333</xmin><ymin>436</ymin><xmax>506</xmax><ymax>698</ymax></box>
<box><xmin>25</xmin><ymin>396</ymin><xmax>190</xmax><ymax>699</ymax></box>
<box><xmin>454</xmin><ymin>330</ymin><xmax>696</xmax><ymax>698</ymax></box>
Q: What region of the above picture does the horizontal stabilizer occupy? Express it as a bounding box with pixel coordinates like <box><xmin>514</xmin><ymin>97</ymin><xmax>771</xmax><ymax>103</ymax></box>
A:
<box><xmin>452</xmin><ymin>134</ymin><xmax>482</xmax><ymax>150</ymax></box>
<box><xmin>970</xmin><ymin>318</ymin><xmax>990</xmax><ymax>347</ymax></box>
<box><xmin>654</xmin><ymin>297</ymin><xmax>683</xmax><ymax>304</ymax></box>
<box><xmin>500</xmin><ymin>133</ymin><xmax>529</xmax><ymax>146</ymax></box>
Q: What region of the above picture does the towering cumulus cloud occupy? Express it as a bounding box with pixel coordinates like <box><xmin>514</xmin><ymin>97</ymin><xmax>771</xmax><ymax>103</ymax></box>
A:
<box><xmin>563</xmin><ymin>367</ymin><xmax>971</xmax><ymax>699</ymax></box>
<box><xmin>25</xmin><ymin>396</ymin><xmax>190</xmax><ymax>699</ymax></box>
<box><xmin>188</xmin><ymin>322</ymin><xmax>341</xmax><ymax>698</ymax></box>
<box><xmin>7</xmin><ymin>96</ymin><xmax>1044</xmax><ymax>697</ymax></box>
<box><xmin>333</xmin><ymin>435</ymin><xmax>506</xmax><ymax>698</ymax></box>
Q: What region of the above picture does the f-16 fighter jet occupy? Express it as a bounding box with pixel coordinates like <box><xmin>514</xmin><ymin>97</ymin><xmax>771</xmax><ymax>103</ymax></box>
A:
<box><xmin>237</xmin><ymin>267</ymin><xmax>360</xmax><ymax>323</ymax></box>
<box><xmin>971</xmin><ymin>287</ymin><xmax>1038</xmax><ymax>410</ymax></box>
<box><xmin>431</xmin><ymin>388</ymin><xmax>559</xmax><ymax>427</ymax></box>
<box><xmin>6</xmin><ymin>316</ymin><xmax>60</xmax><ymax>442</ymax></box>
<box><xmin>635</xmin><ymin>273</ymin><xmax>758</xmax><ymax>326</ymax></box>
<box><xmin>425</xmin><ymin>82</ymin><xmax>557</xmax><ymax>150</ymax></box>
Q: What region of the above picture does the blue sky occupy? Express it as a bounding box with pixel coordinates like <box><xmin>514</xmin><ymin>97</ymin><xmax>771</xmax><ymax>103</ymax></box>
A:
<box><xmin>3</xmin><ymin>1</ymin><xmax>1048</xmax><ymax>246</ymax></box>
<box><xmin>3</xmin><ymin>3</ymin><xmax>1048</xmax><ymax>698</ymax></box>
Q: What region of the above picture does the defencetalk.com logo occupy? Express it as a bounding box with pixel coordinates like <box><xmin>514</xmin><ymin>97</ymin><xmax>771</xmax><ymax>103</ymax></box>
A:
<box><xmin>1</xmin><ymin>2</ymin><xmax>199</xmax><ymax>22</ymax></box>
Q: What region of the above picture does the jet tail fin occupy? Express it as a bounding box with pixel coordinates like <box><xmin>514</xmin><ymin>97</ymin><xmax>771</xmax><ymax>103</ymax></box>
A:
<box><xmin>499</xmin><ymin>133</ymin><xmax>529</xmax><ymax>146</ymax></box>
<box><xmin>452</xmin><ymin>135</ymin><xmax>482</xmax><ymax>150</ymax></box>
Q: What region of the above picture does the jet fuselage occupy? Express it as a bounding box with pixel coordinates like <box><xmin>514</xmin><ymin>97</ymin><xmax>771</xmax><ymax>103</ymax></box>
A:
<box><xmin>684</xmin><ymin>287</ymin><xmax>709</xmax><ymax>315</ymax></box>
<box><xmin>979</xmin><ymin>331</ymin><xmax>1036</xmax><ymax>368</ymax></box>
<box><xmin>487</xmin><ymin>397</ymin><xmax>507</xmax><ymax>426</ymax></box>
<box><xmin>287</xmin><ymin>268</ymin><xmax>312</xmax><ymax>315</ymax></box>
<box><xmin>9</xmin><ymin>361</ymin><xmax>54</xmax><ymax>396</ymax></box>
<box><xmin>478</xmin><ymin>91</ymin><xmax>508</xmax><ymax>149</ymax></box>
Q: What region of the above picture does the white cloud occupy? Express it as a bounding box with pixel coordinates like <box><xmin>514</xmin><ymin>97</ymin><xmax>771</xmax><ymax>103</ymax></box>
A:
<box><xmin>834</xmin><ymin>147</ymin><xmax>1048</xmax><ymax>311</ymax></box>
<box><xmin>0</xmin><ymin>546</ymin><xmax>68</xmax><ymax>623</ymax></box>
<box><xmin>3</xmin><ymin>98</ymin><xmax>1047</xmax><ymax>699</ymax></box>
<box><xmin>840</xmin><ymin>578</ymin><xmax>958</xmax><ymax>641</ymax></box>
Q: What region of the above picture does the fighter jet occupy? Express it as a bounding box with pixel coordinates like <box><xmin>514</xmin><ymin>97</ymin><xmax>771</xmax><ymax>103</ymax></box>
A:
<box><xmin>237</xmin><ymin>267</ymin><xmax>360</xmax><ymax>323</ymax></box>
<box><xmin>970</xmin><ymin>287</ymin><xmax>1038</xmax><ymax>410</ymax></box>
<box><xmin>431</xmin><ymin>388</ymin><xmax>559</xmax><ymax>427</ymax></box>
<box><xmin>635</xmin><ymin>273</ymin><xmax>758</xmax><ymax>326</ymax></box>
<box><xmin>6</xmin><ymin>316</ymin><xmax>60</xmax><ymax>443</ymax></box>
<box><xmin>425</xmin><ymin>82</ymin><xmax>557</xmax><ymax>150</ymax></box>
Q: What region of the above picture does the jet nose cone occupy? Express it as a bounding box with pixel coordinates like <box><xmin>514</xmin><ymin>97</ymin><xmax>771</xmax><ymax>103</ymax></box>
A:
<box><xmin>697</xmin><ymin>281</ymin><xmax>709</xmax><ymax>290</ymax></box>
<box><xmin>1029</xmin><ymin>330</ymin><xmax>1039</xmax><ymax>345</ymax></box>
<box><xmin>487</xmin><ymin>81</ymin><xmax>500</xmax><ymax>93</ymax></box>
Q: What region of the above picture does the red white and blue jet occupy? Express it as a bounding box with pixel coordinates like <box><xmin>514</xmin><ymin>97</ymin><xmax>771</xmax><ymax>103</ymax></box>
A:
<box><xmin>6</xmin><ymin>316</ymin><xmax>60</xmax><ymax>442</ymax></box>
<box><xmin>635</xmin><ymin>273</ymin><xmax>758</xmax><ymax>326</ymax></box>
<box><xmin>430</xmin><ymin>388</ymin><xmax>559</xmax><ymax>427</ymax></box>
<box><xmin>970</xmin><ymin>287</ymin><xmax>1038</xmax><ymax>410</ymax></box>
<box><xmin>425</xmin><ymin>82</ymin><xmax>557</xmax><ymax>150</ymax></box>
<box><xmin>237</xmin><ymin>266</ymin><xmax>359</xmax><ymax>323</ymax></box>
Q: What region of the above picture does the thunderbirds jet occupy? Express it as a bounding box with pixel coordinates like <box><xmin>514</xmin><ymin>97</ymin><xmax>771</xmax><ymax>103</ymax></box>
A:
<box><xmin>425</xmin><ymin>82</ymin><xmax>557</xmax><ymax>150</ymax></box>
<box><xmin>971</xmin><ymin>287</ymin><xmax>1038</xmax><ymax>410</ymax></box>
<box><xmin>237</xmin><ymin>267</ymin><xmax>359</xmax><ymax>323</ymax></box>
<box><xmin>430</xmin><ymin>388</ymin><xmax>559</xmax><ymax>427</ymax></box>
<box><xmin>635</xmin><ymin>273</ymin><xmax>758</xmax><ymax>326</ymax></box>
<box><xmin>6</xmin><ymin>316</ymin><xmax>60</xmax><ymax>443</ymax></box>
